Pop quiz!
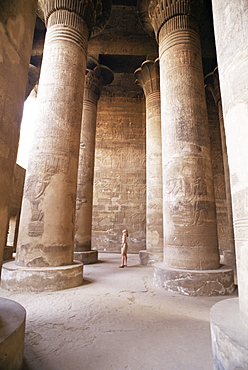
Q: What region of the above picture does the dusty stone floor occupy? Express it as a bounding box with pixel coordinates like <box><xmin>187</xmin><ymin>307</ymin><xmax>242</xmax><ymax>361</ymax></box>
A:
<box><xmin>0</xmin><ymin>253</ymin><xmax>237</xmax><ymax>370</ymax></box>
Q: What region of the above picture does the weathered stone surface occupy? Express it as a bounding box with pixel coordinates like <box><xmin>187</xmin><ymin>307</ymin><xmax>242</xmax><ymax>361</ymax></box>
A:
<box><xmin>6</xmin><ymin>165</ymin><xmax>25</xmax><ymax>252</ymax></box>
<box><xmin>135</xmin><ymin>59</ymin><xmax>163</xmax><ymax>264</ymax></box>
<box><xmin>211</xmin><ymin>0</ymin><xmax>248</xmax><ymax>325</ymax></box>
<box><xmin>205</xmin><ymin>69</ymin><xmax>236</xmax><ymax>268</ymax></box>
<box><xmin>153</xmin><ymin>263</ymin><xmax>235</xmax><ymax>296</ymax></box>
<box><xmin>3</xmin><ymin>246</ymin><xmax>14</xmax><ymax>262</ymax></box>
<box><xmin>149</xmin><ymin>0</ymin><xmax>220</xmax><ymax>271</ymax></box>
<box><xmin>88</xmin><ymin>5</ymin><xmax>158</xmax><ymax>57</ymax></box>
<box><xmin>16</xmin><ymin>6</ymin><xmax>90</xmax><ymax>268</ymax></box>
<box><xmin>0</xmin><ymin>0</ymin><xmax>37</xmax><ymax>266</ymax></box>
<box><xmin>139</xmin><ymin>250</ymin><xmax>163</xmax><ymax>265</ymax></box>
<box><xmin>1</xmin><ymin>261</ymin><xmax>83</xmax><ymax>292</ymax></box>
<box><xmin>205</xmin><ymin>86</ymin><xmax>230</xmax><ymax>257</ymax></box>
<box><xmin>210</xmin><ymin>298</ymin><xmax>248</xmax><ymax>370</ymax></box>
<box><xmin>75</xmin><ymin>66</ymin><xmax>113</xmax><ymax>254</ymax></box>
<box><xmin>0</xmin><ymin>297</ymin><xmax>26</xmax><ymax>370</ymax></box>
<box><xmin>74</xmin><ymin>250</ymin><xmax>98</xmax><ymax>264</ymax></box>
<box><xmin>92</xmin><ymin>93</ymin><xmax>146</xmax><ymax>253</ymax></box>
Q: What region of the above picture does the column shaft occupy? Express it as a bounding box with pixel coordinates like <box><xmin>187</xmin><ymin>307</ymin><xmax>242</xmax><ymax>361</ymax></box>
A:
<box><xmin>217</xmin><ymin>102</ymin><xmax>235</xmax><ymax>260</ymax></box>
<box><xmin>211</xmin><ymin>0</ymin><xmax>248</xmax><ymax>325</ymax></box>
<box><xmin>0</xmin><ymin>0</ymin><xmax>37</xmax><ymax>264</ymax></box>
<box><xmin>205</xmin><ymin>69</ymin><xmax>235</xmax><ymax>266</ymax></box>
<box><xmin>16</xmin><ymin>10</ymin><xmax>89</xmax><ymax>267</ymax></box>
<box><xmin>146</xmin><ymin>92</ymin><xmax>163</xmax><ymax>255</ymax></box>
<box><xmin>158</xmin><ymin>16</ymin><xmax>219</xmax><ymax>270</ymax></box>
<box><xmin>135</xmin><ymin>59</ymin><xmax>163</xmax><ymax>265</ymax></box>
<box><xmin>74</xmin><ymin>73</ymin><xmax>99</xmax><ymax>252</ymax></box>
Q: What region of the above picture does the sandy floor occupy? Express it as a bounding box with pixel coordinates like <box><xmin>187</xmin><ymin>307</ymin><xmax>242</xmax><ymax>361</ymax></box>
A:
<box><xmin>0</xmin><ymin>253</ymin><xmax>237</xmax><ymax>370</ymax></box>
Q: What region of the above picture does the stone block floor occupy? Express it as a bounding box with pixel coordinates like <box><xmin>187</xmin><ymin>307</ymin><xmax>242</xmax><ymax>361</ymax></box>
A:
<box><xmin>0</xmin><ymin>253</ymin><xmax>237</xmax><ymax>370</ymax></box>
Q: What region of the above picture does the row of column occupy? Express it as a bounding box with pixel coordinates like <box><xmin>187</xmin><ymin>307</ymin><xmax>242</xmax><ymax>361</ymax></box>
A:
<box><xmin>135</xmin><ymin>0</ymin><xmax>234</xmax><ymax>296</ymax></box>
<box><xmin>1</xmin><ymin>0</ymin><xmax>112</xmax><ymax>291</ymax></box>
<box><xmin>136</xmin><ymin>0</ymin><xmax>247</xmax><ymax>367</ymax></box>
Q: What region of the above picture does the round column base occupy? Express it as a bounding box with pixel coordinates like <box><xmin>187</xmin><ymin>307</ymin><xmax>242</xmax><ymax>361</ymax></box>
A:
<box><xmin>1</xmin><ymin>261</ymin><xmax>83</xmax><ymax>292</ymax></box>
<box><xmin>0</xmin><ymin>298</ymin><xmax>26</xmax><ymax>370</ymax></box>
<box><xmin>74</xmin><ymin>250</ymin><xmax>98</xmax><ymax>264</ymax></box>
<box><xmin>153</xmin><ymin>263</ymin><xmax>235</xmax><ymax>296</ymax></box>
<box><xmin>210</xmin><ymin>298</ymin><xmax>248</xmax><ymax>369</ymax></box>
<box><xmin>139</xmin><ymin>250</ymin><xmax>163</xmax><ymax>265</ymax></box>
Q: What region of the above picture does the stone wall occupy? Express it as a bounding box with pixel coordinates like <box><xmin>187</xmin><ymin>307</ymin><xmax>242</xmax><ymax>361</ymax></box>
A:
<box><xmin>92</xmin><ymin>91</ymin><xmax>146</xmax><ymax>253</ymax></box>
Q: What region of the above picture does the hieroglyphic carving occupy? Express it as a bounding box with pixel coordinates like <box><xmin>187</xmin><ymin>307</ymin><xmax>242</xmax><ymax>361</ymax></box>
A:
<box><xmin>92</xmin><ymin>94</ymin><xmax>146</xmax><ymax>252</ymax></box>
<box><xmin>165</xmin><ymin>173</ymin><xmax>209</xmax><ymax>227</ymax></box>
<box><xmin>25</xmin><ymin>153</ymin><xmax>70</xmax><ymax>237</ymax></box>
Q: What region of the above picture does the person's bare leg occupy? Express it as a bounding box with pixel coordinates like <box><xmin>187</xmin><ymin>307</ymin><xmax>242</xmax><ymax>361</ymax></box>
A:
<box><xmin>119</xmin><ymin>255</ymin><xmax>125</xmax><ymax>267</ymax></box>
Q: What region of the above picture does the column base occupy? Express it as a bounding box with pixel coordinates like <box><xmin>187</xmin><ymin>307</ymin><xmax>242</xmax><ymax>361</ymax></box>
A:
<box><xmin>153</xmin><ymin>263</ymin><xmax>235</xmax><ymax>296</ymax></box>
<box><xmin>0</xmin><ymin>298</ymin><xmax>26</xmax><ymax>370</ymax></box>
<box><xmin>210</xmin><ymin>298</ymin><xmax>248</xmax><ymax>369</ymax></box>
<box><xmin>0</xmin><ymin>261</ymin><xmax>83</xmax><ymax>292</ymax></box>
<box><xmin>139</xmin><ymin>250</ymin><xmax>163</xmax><ymax>265</ymax></box>
<box><xmin>74</xmin><ymin>250</ymin><xmax>98</xmax><ymax>264</ymax></box>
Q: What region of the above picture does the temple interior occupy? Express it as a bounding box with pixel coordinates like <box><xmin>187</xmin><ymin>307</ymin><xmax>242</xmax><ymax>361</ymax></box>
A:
<box><xmin>0</xmin><ymin>0</ymin><xmax>247</xmax><ymax>369</ymax></box>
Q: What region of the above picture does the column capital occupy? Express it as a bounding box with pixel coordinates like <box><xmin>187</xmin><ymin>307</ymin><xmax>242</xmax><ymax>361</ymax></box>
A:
<box><xmin>84</xmin><ymin>65</ymin><xmax>114</xmax><ymax>102</ymax></box>
<box><xmin>148</xmin><ymin>0</ymin><xmax>203</xmax><ymax>40</ymax></box>
<box><xmin>205</xmin><ymin>67</ymin><xmax>221</xmax><ymax>105</ymax></box>
<box><xmin>134</xmin><ymin>58</ymin><xmax>160</xmax><ymax>97</ymax></box>
<box><xmin>38</xmin><ymin>0</ymin><xmax>111</xmax><ymax>37</ymax></box>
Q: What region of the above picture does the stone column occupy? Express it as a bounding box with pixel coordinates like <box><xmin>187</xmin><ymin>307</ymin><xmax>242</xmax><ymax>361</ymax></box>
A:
<box><xmin>74</xmin><ymin>65</ymin><xmax>113</xmax><ymax>264</ymax></box>
<box><xmin>205</xmin><ymin>68</ymin><xmax>236</xmax><ymax>271</ymax></box>
<box><xmin>210</xmin><ymin>1</ymin><xmax>248</xmax><ymax>368</ymax></box>
<box><xmin>148</xmin><ymin>0</ymin><xmax>234</xmax><ymax>295</ymax></box>
<box><xmin>1</xmin><ymin>0</ymin><xmax>111</xmax><ymax>292</ymax></box>
<box><xmin>134</xmin><ymin>59</ymin><xmax>163</xmax><ymax>265</ymax></box>
<box><xmin>0</xmin><ymin>0</ymin><xmax>37</xmax><ymax>266</ymax></box>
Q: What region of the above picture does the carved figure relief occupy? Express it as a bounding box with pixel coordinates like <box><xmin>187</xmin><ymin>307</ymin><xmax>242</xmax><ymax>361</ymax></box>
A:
<box><xmin>166</xmin><ymin>175</ymin><xmax>208</xmax><ymax>227</ymax></box>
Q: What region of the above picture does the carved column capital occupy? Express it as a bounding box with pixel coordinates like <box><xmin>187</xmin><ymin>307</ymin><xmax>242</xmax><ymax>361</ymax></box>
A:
<box><xmin>205</xmin><ymin>67</ymin><xmax>221</xmax><ymax>105</ymax></box>
<box><xmin>148</xmin><ymin>0</ymin><xmax>203</xmax><ymax>40</ymax></box>
<box><xmin>84</xmin><ymin>65</ymin><xmax>114</xmax><ymax>103</ymax></box>
<box><xmin>38</xmin><ymin>0</ymin><xmax>111</xmax><ymax>37</ymax></box>
<box><xmin>134</xmin><ymin>58</ymin><xmax>160</xmax><ymax>97</ymax></box>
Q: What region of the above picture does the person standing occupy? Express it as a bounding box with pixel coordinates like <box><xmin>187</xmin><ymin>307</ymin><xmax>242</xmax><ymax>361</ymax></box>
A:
<box><xmin>119</xmin><ymin>229</ymin><xmax>128</xmax><ymax>268</ymax></box>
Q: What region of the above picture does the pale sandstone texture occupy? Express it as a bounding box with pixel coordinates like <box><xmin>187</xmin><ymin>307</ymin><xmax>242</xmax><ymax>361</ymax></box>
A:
<box><xmin>210</xmin><ymin>0</ymin><xmax>248</xmax><ymax>368</ymax></box>
<box><xmin>135</xmin><ymin>59</ymin><xmax>163</xmax><ymax>265</ymax></box>
<box><xmin>205</xmin><ymin>69</ymin><xmax>236</xmax><ymax>269</ymax></box>
<box><xmin>148</xmin><ymin>0</ymin><xmax>220</xmax><ymax>269</ymax></box>
<box><xmin>74</xmin><ymin>65</ymin><xmax>113</xmax><ymax>264</ymax></box>
<box><xmin>2</xmin><ymin>0</ymin><xmax>111</xmax><ymax>292</ymax></box>
<box><xmin>0</xmin><ymin>298</ymin><xmax>26</xmax><ymax>370</ymax></box>
<box><xmin>0</xmin><ymin>0</ymin><xmax>37</xmax><ymax>265</ymax></box>
<box><xmin>92</xmin><ymin>93</ymin><xmax>146</xmax><ymax>253</ymax></box>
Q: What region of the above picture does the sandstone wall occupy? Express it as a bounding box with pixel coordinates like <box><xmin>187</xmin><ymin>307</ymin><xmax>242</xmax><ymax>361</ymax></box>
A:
<box><xmin>92</xmin><ymin>91</ymin><xmax>146</xmax><ymax>253</ymax></box>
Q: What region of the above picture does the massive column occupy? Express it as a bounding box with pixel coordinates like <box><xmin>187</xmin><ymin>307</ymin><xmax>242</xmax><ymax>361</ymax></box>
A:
<box><xmin>1</xmin><ymin>0</ymin><xmax>111</xmax><ymax>292</ymax></box>
<box><xmin>0</xmin><ymin>0</ymin><xmax>37</xmax><ymax>267</ymax></box>
<box><xmin>135</xmin><ymin>59</ymin><xmax>163</xmax><ymax>265</ymax></box>
<box><xmin>205</xmin><ymin>68</ymin><xmax>236</xmax><ymax>271</ymax></box>
<box><xmin>210</xmin><ymin>1</ymin><xmax>248</xmax><ymax>368</ymax></box>
<box><xmin>74</xmin><ymin>65</ymin><xmax>113</xmax><ymax>264</ymax></box>
<box><xmin>148</xmin><ymin>0</ymin><xmax>234</xmax><ymax>295</ymax></box>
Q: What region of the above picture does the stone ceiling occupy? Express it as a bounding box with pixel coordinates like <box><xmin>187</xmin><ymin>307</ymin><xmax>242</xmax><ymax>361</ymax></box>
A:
<box><xmin>29</xmin><ymin>0</ymin><xmax>217</xmax><ymax>94</ymax></box>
